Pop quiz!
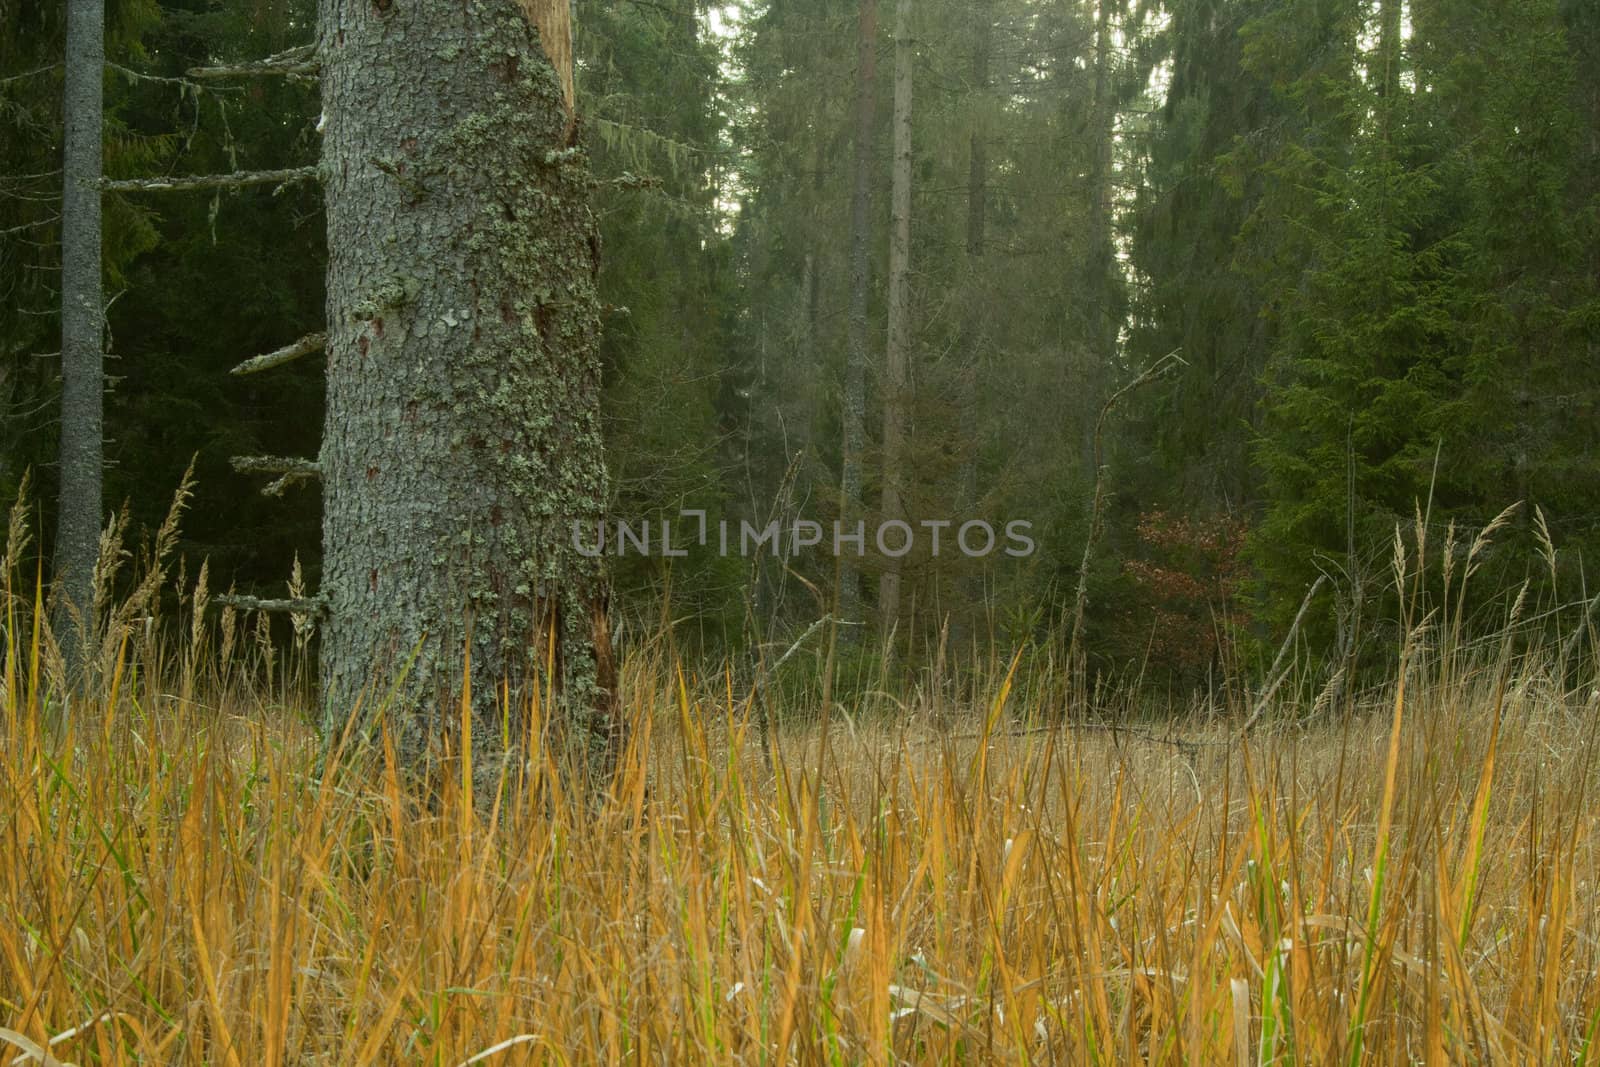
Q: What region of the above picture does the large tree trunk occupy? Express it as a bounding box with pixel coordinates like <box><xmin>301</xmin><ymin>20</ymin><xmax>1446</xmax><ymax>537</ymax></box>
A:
<box><xmin>55</xmin><ymin>0</ymin><xmax>105</xmax><ymax>674</ymax></box>
<box><xmin>840</xmin><ymin>0</ymin><xmax>877</xmax><ymax>631</ymax></box>
<box><xmin>317</xmin><ymin>0</ymin><xmax>618</xmax><ymax>779</ymax></box>
<box><xmin>877</xmin><ymin>0</ymin><xmax>912</xmax><ymax>633</ymax></box>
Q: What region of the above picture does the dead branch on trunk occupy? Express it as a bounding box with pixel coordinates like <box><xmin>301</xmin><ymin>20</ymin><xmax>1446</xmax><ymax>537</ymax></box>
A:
<box><xmin>230</xmin><ymin>332</ymin><xmax>325</xmax><ymax>376</ymax></box>
<box><xmin>231</xmin><ymin>455</ymin><xmax>320</xmax><ymax>497</ymax></box>
<box><xmin>104</xmin><ymin>166</ymin><xmax>319</xmax><ymax>194</ymax></box>
<box><xmin>214</xmin><ymin>594</ymin><xmax>327</xmax><ymax>615</ymax></box>
<box><xmin>188</xmin><ymin>44</ymin><xmax>319</xmax><ymax>81</ymax></box>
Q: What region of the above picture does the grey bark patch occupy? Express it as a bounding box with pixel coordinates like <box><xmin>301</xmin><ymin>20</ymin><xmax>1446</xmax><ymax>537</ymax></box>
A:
<box><xmin>55</xmin><ymin>0</ymin><xmax>107</xmax><ymax>677</ymax></box>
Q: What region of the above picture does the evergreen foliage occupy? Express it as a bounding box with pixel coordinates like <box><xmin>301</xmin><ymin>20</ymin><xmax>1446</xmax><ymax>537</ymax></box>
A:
<box><xmin>6</xmin><ymin>0</ymin><xmax>1599</xmax><ymax>690</ymax></box>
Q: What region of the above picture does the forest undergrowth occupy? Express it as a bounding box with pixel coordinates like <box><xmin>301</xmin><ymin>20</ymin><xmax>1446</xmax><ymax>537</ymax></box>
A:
<box><xmin>3</xmin><ymin>487</ymin><xmax>1600</xmax><ymax>1064</ymax></box>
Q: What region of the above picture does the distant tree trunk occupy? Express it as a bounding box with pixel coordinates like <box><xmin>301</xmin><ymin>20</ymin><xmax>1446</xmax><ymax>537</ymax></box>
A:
<box><xmin>1085</xmin><ymin>0</ymin><xmax>1115</xmax><ymax>258</ymax></box>
<box><xmin>54</xmin><ymin>0</ymin><xmax>105</xmax><ymax>674</ymax></box>
<box><xmin>1570</xmin><ymin>1</ymin><xmax>1600</xmax><ymax>298</ymax></box>
<box><xmin>840</xmin><ymin>0</ymin><xmax>877</xmax><ymax>630</ymax></box>
<box><xmin>317</xmin><ymin>0</ymin><xmax>619</xmax><ymax>778</ymax></box>
<box><xmin>799</xmin><ymin>250</ymin><xmax>822</xmax><ymax>479</ymax></box>
<box><xmin>965</xmin><ymin>14</ymin><xmax>987</xmax><ymax>263</ymax></box>
<box><xmin>952</xmin><ymin>4</ymin><xmax>989</xmax><ymax>646</ymax></box>
<box><xmin>1377</xmin><ymin>0</ymin><xmax>1402</xmax><ymax>96</ymax></box>
<box><xmin>1079</xmin><ymin>0</ymin><xmax>1116</xmax><ymax>477</ymax></box>
<box><xmin>877</xmin><ymin>0</ymin><xmax>913</xmax><ymax>632</ymax></box>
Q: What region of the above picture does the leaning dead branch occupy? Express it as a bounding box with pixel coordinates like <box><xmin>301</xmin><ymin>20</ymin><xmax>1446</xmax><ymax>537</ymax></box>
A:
<box><xmin>230</xmin><ymin>332</ymin><xmax>325</xmax><ymax>376</ymax></box>
<box><xmin>1242</xmin><ymin>573</ymin><xmax>1329</xmax><ymax>733</ymax></box>
<box><xmin>231</xmin><ymin>455</ymin><xmax>320</xmax><ymax>497</ymax></box>
<box><xmin>188</xmin><ymin>44</ymin><xmax>319</xmax><ymax>81</ymax></box>
<box><xmin>1067</xmin><ymin>347</ymin><xmax>1187</xmax><ymax>694</ymax></box>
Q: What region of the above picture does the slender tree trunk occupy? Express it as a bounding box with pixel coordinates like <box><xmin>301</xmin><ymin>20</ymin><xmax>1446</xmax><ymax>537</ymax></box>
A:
<box><xmin>965</xmin><ymin>19</ymin><xmax>987</xmax><ymax>263</ymax></box>
<box><xmin>1377</xmin><ymin>0</ymin><xmax>1402</xmax><ymax>97</ymax></box>
<box><xmin>799</xmin><ymin>250</ymin><xmax>821</xmax><ymax>478</ymax></box>
<box><xmin>1086</xmin><ymin>0</ymin><xmax>1115</xmax><ymax>259</ymax></box>
<box><xmin>55</xmin><ymin>0</ymin><xmax>105</xmax><ymax>675</ymax></box>
<box><xmin>317</xmin><ymin>0</ymin><xmax>619</xmax><ymax>779</ymax></box>
<box><xmin>840</xmin><ymin>0</ymin><xmax>877</xmax><ymax>630</ymax></box>
<box><xmin>1574</xmin><ymin>5</ymin><xmax>1600</xmax><ymax>301</ymax></box>
<box><xmin>1079</xmin><ymin>0</ymin><xmax>1116</xmax><ymax>477</ymax></box>
<box><xmin>952</xmin><ymin>4</ymin><xmax>989</xmax><ymax>647</ymax></box>
<box><xmin>877</xmin><ymin>0</ymin><xmax>913</xmax><ymax>632</ymax></box>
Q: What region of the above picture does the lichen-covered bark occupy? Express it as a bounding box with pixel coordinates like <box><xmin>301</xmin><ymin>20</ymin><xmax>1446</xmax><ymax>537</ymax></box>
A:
<box><xmin>317</xmin><ymin>0</ymin><xmax>618</xmax><ymax>777</ymax></box>
<box><xmin>55</xmin><ymin>0</ymin><xmax>105</xmax><ymax>673</ymax></box>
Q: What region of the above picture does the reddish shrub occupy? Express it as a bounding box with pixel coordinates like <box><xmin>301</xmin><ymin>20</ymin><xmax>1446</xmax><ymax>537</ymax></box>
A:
<box><xmin>1122</xmin><ymin>510</ymin><xmax>1249</xmax><ymax>675</ymax></box>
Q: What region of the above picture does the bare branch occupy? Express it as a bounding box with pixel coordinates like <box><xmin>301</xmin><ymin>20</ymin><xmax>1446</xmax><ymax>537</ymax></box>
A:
<box><xmin>0</xmin><ymin>214</ymin><xmax>59</xmax><ymax>238</ymax></box>
<box><xmin>596</xmin><ymin>172</ymin><xmax>663</xmax><ymax>191</ymax></box>
<box><xmin>230</xmin><ymin>332</ymin><xmax>325</xmax><ymax>376</ymax></box>
<box><xmin>0</xmin><ymin>63</ymin><xmax>61</xmax><ymax>86</ymax></box>
<box><xmin>261</xmin><ymin>472</ymin><xmax>318</xmax><ymax>497</ymax></box>
<box><xmin>187</xmin><ymin>44</ymin><xmax>319</xmax><ymax>81</ymax></box>
<box><xmin>1242</xmin><ymin>573</ymin><xmax>1329</xmax><ymax>734</ymax></box>
<box><xmin>107</xmin><ymin>63</ymin><xmax>211</xmax><ymax>93</ymax></box>
<box><xmin>1067</xmin><ymin>347</ymin><xmax>1187</xmax><ymax>693</ymax></box>
<box><xmin>232</xmin><ymin>454</ymin><xmax>320</xmax><ymax>496</ymax></box>
<box><xmin>231</xmin><ymin>455</ymin><xmax>320</xmax><ymax>476</ymax></box>
<box><xmin>214</xmin><ymin>594</ymin><xmax>327</xmax><ymax>615</ymax></box>
<box><xmin>103</xmin><ymin>166</ymin><xmax>319</xmax><ymax>194</ymax></box>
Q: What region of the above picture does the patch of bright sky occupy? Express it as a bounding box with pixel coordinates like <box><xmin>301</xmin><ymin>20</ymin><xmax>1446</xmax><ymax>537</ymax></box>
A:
<box><xmin>706</xmin><ymin>4</ymin><xmax>741</xmax><ymax>41</ymax></box>
<box><xmin>700</xmin><ymin>3</ymin><xmax>746</xmax><ymax>231</ymax></box>
<box><xmin>1356</xmin><ymin>1</ymin><xmax>1416</xmax><ymax>90</ymax></box>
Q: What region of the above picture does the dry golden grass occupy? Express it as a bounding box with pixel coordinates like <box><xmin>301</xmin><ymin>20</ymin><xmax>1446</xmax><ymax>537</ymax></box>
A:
<box><xmin>4</xmin><ymin>625</ymin><xmax>1599</xmax><ymax>1064</ymax></box>
<box><xmin>4</xmin><ymin>491</ymin><xmax>1600</xmax><ymax>1063</ymax></box>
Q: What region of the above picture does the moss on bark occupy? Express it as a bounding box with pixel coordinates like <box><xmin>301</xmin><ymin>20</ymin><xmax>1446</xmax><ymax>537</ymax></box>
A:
<box><xmin>317</xmin><ymin>0</ymin><xmax>619</xmax><ymax>781</ymax></box>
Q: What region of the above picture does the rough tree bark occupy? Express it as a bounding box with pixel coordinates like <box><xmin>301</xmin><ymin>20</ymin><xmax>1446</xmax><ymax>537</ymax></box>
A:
<box><xmin>54</xmin><ymin>0</ymin><xmax>105</xmax><ymax>674</ymax></box>
<box><xmin>840</xmin><ymin>0</ymin><xmax>877</xmax><ymax>631</ymax></box>
<box><xmin>316</xmin><ymin>0</ymin><xmax>619</xmax><ymax>778</ymax></box>
<box><xmin>877</xmin><ymin>0</ymin><xmax>912</xmax><ymax>633</ymax></box>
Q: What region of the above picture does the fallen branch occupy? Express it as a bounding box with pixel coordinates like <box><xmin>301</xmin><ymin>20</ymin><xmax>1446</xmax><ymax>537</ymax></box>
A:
<box><xmin>911</xmin><ymin>719</ymin><xmax>1222</xmax><ymax>758</ymax></box>
<box><xmin>104</xmin><ymin>166</ymin><xmax>319</xmax><ymax>194</ymax></box>
<box><xmin>230</xmin><ymin>332</ymin><xmax>325</xmax><ymax>376</ymax></box>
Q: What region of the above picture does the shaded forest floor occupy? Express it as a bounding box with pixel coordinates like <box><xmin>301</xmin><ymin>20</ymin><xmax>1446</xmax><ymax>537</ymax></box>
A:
<box><xmin>4</xmin><ymin>618</ymin><xmax>1599</xmax><ymax>1065</ymax></box>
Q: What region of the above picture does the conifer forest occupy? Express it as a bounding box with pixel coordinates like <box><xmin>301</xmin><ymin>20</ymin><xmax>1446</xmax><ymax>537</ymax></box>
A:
<box><xmin>3</xmin><ymin>0</ymin><xmax>1600</xmax><ymax>1062</ymax></box>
